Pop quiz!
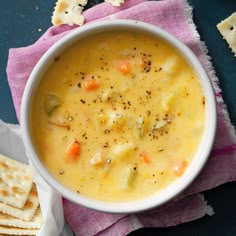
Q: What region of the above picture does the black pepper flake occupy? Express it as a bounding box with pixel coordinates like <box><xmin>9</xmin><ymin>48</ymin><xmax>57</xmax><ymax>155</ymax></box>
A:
<box><xmin>54</xmin><ymin>56</ymin><xmax>60</xmax><ymax>62</ymax></box>
<box><xmin>104</xmin><ymin>129</ymin><xmax>110</xmax><ymax>134</ymax></box>
<box><xmin>152</xmin><ymin>134</ymin><xmax>159</xmax><ymax>139</ymax></box>
<box><xmin>103</xmin><ymin>142</ymin><xmax>109</xmax><ymax>148</ymax></box>
<box><xmin>202</xmin><ymin>96</ymin><xmax>205</xmax><ymax>105</ymax></box>
<box><xmin>82</xmin><ymin>133</ymin><xmax>88</xmax><ymax>139</ymax></box>
<box><xmin>77</xmin><ymin>83</ymin><xmax>81</xmax><ymax>88</ymax></box>
<box><xmin>80</xmin><ymin>99</ymin><xmax>86</xmax><ymax>104</ymax></box>
<box><xmin>77</xmin><ymin>190</ymin><xmax>80</xmax><ymax>194</ymax></box>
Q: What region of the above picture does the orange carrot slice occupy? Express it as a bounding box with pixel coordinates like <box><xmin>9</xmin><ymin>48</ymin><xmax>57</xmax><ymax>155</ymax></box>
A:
<box><xmin>65</xmin><ymin>140</ymin><xmax>81</xmax><ymax>162</ymax></box>
<box><xmin>116</xmin><ymin>60</ymin><xmax>131</xmax><ymax>74</ymax></box>
<box><xmin>173</xmin><ymin>160</ymin><xmax>188</xmax><ymax>176</ymax></box>
<box><xmin>84</xmin><ymin>77</ymin><xmax>100</xmax><ymax>91</ymax></box>
<box><xmin>141</xmin><ymin>151</ymin><xmax>151</xmax><ymax>164</ymax></box>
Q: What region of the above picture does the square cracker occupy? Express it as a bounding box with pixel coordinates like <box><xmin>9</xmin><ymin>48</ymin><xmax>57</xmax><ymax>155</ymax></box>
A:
<box><xmin>0</xmin><ymin>207</ymin><xmax>42</xmax><ymax>229</ymax></box>
<box><xmin>0</xmin><ymin>154</ymin><xmax>33</xmax><ymax>209</ymax></box>
<box><xmin>0</xmin><ymin>225</ymin><xmax>38</xmax><ymax>235</ymax></box>
<box><xmin>0</xmin><ymin>184</ymin><xmax>39</xmax><ymax>221</ymax></box>
<box><xmin>51</xmin><ymin>0</ymin><xmax>88</xmax><ymax>26</ymax></box>
<box><xmin>217</xmin><ymin>12</ymin><xmax>236</xmax><ymax>56</ymax></box>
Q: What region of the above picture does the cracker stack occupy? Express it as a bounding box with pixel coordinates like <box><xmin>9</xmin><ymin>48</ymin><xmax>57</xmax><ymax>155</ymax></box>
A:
<box><xmin>0</xmin><ymin>153</ymin><xmax>43</xmax><ymax>235</ymax></box>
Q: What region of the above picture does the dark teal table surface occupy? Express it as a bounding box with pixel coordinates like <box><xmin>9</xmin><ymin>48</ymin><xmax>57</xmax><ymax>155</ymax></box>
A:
<box><xmin>1</xmin><ymin>1</ymin><xmax>236</xmax><ymax>235</ymax></box>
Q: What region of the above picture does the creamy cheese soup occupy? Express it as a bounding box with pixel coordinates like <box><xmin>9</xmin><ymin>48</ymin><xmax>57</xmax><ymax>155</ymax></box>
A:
<box><xmin>31</xmin><ymin>30</ymin><xmax>205</xmax><ymax>202</ymax></box>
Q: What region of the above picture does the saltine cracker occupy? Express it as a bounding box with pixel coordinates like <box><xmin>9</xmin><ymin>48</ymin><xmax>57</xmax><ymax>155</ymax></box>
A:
<box><xmin>0</xmin><ymin>207</ymin><xmax>42</xmax><ymax>229</ymax></box>
<box><xmin>0</xmin><ymin>225</ymin><xmax>39</xmax><ymax>235</ymax></box>
<box><xmin>217</xmin><ymin>12</ymin><xmax>236</xmax><ymax>56</ymax></box>
<box><xmin>52</xmin><ymin>0</ymin><xmax>88</xmax><ymax>26</ymax></box>
<box><xmin>0</xmin><ymin>184</ymin><xmax>39</xmax><ymax>221</ymax></box>
<box><xmin>0</xmin><ymin>154</ymin><xmax>33</xmax><ymax>209</ymax></box>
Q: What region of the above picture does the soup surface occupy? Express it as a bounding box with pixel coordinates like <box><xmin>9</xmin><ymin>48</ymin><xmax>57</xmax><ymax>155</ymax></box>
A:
<box><xmin>31</xmin><ymin>30</ymin><xmax>205</xmax><ymax>202</ymax></box>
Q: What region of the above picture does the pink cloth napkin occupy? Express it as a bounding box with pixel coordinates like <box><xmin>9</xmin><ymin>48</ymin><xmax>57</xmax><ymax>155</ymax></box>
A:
<box><xmin>6</xmin><ymin>0</ymin><xmax>236</xmax><ymax>235</ymax></box>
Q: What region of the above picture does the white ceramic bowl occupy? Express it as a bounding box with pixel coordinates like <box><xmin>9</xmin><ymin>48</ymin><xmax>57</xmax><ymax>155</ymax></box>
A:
<box><xmin>21</xmin><ymin>19</ymin><xmax>217</xmax><ymax>213</ymax></box>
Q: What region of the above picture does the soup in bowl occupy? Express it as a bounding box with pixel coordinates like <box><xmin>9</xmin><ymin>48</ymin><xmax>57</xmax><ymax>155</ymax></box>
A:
<box><xmin>21</xmin><ymin>20</ymin><xmax>216</xmax><ymax>213</ymax></box>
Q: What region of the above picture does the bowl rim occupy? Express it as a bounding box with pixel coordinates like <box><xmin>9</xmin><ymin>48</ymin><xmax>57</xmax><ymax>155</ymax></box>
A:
<box><xmin>21</xmin><ymin>19</ymin><xmax>217</xmax><ymax>213</ymax></box>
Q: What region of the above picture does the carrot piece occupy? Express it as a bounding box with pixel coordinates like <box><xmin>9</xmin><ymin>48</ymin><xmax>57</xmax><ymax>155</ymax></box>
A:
<box><xmin>65</xmin><ymin>140</ymin><xmax>81</xmax><ymax>162</ymax></box>
<box><xmin>173</xmin><ymin>160</ymin><xmax>188</xmax><ymax>176</ymax></box>
<box><xmin>116</xmin><ymin>61</ymin><xmax>131</xmax><ymax>74</ymax></box>
<box><xmin>84</xmin><ymin>77</ymin><xmax>100</xmax><ymax>91</ymax></box>
<box><xmin>141</xmin><ymin>151</ymin><xmax>151</xmax><ymax>164</ymax></box>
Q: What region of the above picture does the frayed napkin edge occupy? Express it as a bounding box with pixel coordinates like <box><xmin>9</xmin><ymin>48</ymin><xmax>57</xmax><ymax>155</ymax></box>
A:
<box><xmin>198</xmin><ymin>194</ymin><xmax>215</xmax><ymax>216</ymax></box>
<box><xmin>181</xmin><ymin>0</ymin><xmax>236</xmax><ymax>142</ymax></box>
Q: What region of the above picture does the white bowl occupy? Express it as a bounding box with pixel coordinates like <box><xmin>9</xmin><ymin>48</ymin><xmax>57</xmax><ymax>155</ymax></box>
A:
<box><xmin>21</xmin><ymin>19</ymin><xmax>217</xmax><ymax>213</ymax></box>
